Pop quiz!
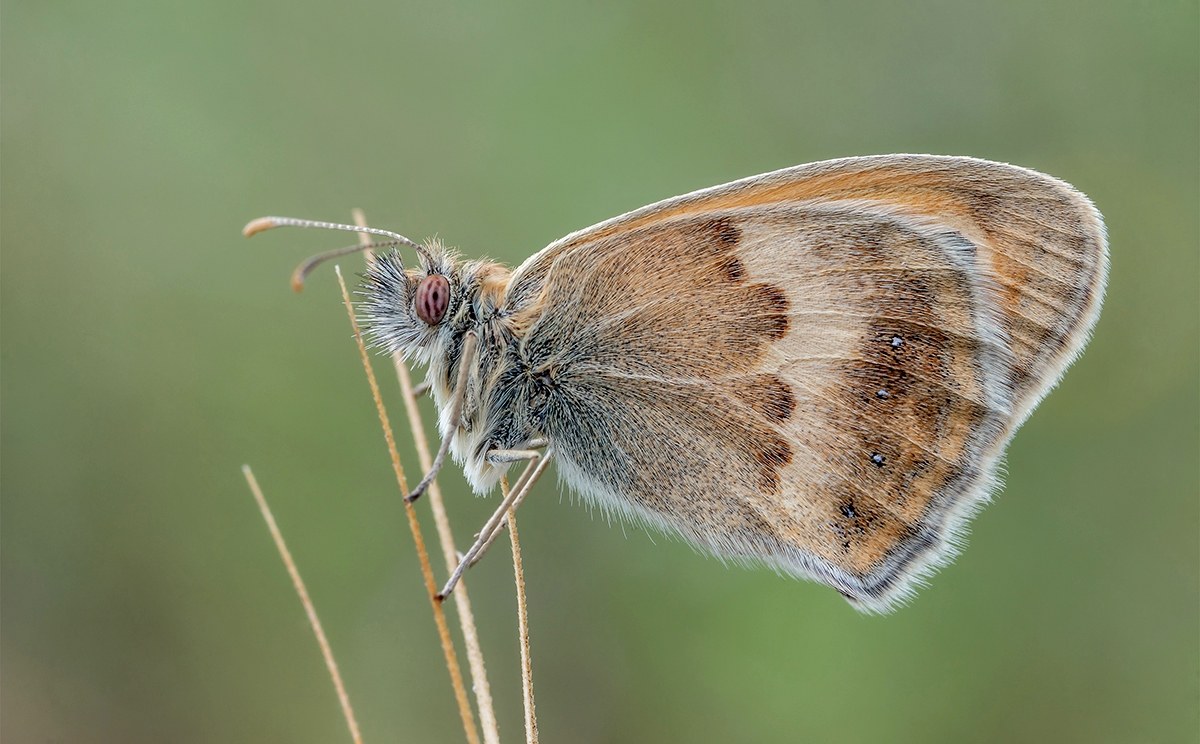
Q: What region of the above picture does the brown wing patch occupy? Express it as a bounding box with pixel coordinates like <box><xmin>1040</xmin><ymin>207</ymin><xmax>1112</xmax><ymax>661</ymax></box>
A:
<box><xmin>509</xmin><ymin>156</ymin><xmax>1105</xmax><ymax>612</ymax></box>
<box><xmin>523</xmin><ymin>202</ymin><xmax>1012</xmax><ymax>596</ymax></box>
<box><xmin>828</xmin><ymin>487</ymin><xmax>920</xmax><ymax>566</ymax></box>
<box><xmin>512</xmin><ymin>155</ymin><xmax>1105</xmax><ymax>426</ymax></box>
<box><xmin>716</xmin><ymin>206</ymin><xmax>1013</xmax><ymax>583</ymax></box>
<box><xmin>747</xmin><ymin>432</ymin><xmax>794</xmax><ymax>492</ymax></box>
<box><xmin>731</xmin><ymin>374</ymin><xmax>797</xmax><ymax>424</ymax></box>
<box><xmin>517</xmin><ymin>216</ymin><xmax>790</xmax><ymax>379</ymax></box>
<box><xmin>746</xmin><ymin>284</ymin><xmax>790</xmax><ymax>341</ymax></box>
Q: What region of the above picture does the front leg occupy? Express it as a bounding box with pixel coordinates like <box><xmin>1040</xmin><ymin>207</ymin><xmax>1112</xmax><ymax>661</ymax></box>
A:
<box><xmin>405</xmin><ymin>331</ymin><xmax>479</xmax><ymax>503</ymax></box>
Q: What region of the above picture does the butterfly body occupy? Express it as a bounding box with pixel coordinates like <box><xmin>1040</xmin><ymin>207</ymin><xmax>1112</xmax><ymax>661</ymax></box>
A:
<box><xmin>346</xmin><ymin>154</ymin><xmax>1107</xmax><ymax>612</ymax></box>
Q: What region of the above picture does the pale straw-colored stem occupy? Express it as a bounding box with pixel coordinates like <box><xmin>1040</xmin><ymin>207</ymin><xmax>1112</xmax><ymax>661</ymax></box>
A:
<box><xmin>350</xmin><ymin>209</ymin><xmax>502</xmax><ymax>744</ymax></box>
<box><xmin>392</xmin><ymin>354</ymin><xmax>502</xmax><ymax>744</ymax></box>
<box><xmin>334</xmin><ymin>266</ymin><xmax>481</xmax><ymax>744</ymax></box>
<box><xmin>505</xmin><ymin>476</ymin><xmax>539</xmax><ymax>744</ymax></box>
<box><xmin>241</xmin><ymin>465</ymin><xmax>363</xmax><ymax>744</ymax></box>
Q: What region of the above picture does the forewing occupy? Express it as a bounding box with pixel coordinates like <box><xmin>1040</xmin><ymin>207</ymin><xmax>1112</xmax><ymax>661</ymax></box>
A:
<box><xmin>510</xmin><ymin>155</ymin><xmax>1108</xmax><ymax>427</ymax></box>
<box><xmin>507</xmin><ymin>157</ymin><xmax>1106</xmax><ymax>611</ymax></box>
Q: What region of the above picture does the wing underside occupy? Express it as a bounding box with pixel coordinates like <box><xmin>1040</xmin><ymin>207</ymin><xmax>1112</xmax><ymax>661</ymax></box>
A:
<box><xmin>506</xmin><ymin>156</ymin><xmax>1107</xmax><ymax>611</ymax></box>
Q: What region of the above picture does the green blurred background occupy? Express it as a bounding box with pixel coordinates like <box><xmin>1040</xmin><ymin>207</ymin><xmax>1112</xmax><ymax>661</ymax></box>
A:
<box><xmin>3</xmin><ymin>1</ymin><xmax>1197</xmax><ymax>742</ymax></box>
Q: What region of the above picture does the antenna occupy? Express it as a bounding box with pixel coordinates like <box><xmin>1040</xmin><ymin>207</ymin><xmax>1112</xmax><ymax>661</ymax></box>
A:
<box><xmin>243</xmin><ymin>216</ymin><xmax>431</xmax><ymax>291</ymax></box>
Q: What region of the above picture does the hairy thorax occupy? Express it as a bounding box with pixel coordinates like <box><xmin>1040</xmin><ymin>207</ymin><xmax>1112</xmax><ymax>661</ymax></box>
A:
<box><xmin>425</xmin><ymin>261</ymin><xmax>549</xmax><ymax>493</ymax></box>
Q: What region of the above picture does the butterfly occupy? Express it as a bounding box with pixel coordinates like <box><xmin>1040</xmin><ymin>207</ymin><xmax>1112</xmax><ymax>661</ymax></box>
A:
<box><xmin>245</xmin><ymin>154</ymin><xmax>1108</xmax><ymax>612</ymax></box>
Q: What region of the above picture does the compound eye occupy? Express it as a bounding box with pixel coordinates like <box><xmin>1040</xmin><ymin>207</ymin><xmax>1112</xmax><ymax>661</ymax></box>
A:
<box><xmin>414</xmin><ymin>274</ymin><xmax>450</xmax><ymax>325</ymax></box>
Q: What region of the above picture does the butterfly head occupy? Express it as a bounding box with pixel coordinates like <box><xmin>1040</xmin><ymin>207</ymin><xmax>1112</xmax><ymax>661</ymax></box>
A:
<box><xmin>241</xmin><ymin>215</ymin><xmax>515</xmax><ymax>370</ymax></box>
<box><xmin>360</xmin><ymin>242</ymin><xmax>514</xmax><ymax>367</ymax></box>
<box><xmin>359</xmin><ymin>241</ymin><xmax>462</xmax><ymax>363</ymax></box>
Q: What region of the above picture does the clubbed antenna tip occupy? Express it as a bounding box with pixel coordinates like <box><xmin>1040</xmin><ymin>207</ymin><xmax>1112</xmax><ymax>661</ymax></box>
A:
<box><xmin>242</xmin><ymin>217</ymin><xmax>281</xmax><ymax>238</ymax></box>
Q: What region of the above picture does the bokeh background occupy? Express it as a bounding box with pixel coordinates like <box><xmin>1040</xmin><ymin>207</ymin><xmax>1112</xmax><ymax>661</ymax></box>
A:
<box><xmin>3</xmin><ymin>1</ymin><xmax>1197</xmax><ymax>742</ymax></box>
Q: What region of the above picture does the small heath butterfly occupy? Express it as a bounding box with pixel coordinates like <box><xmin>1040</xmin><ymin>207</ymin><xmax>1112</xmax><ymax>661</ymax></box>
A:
<box><xmin>246</xmin><ymin>155</ymin><xmax>1107</xmax><ymax>612</ymax></box>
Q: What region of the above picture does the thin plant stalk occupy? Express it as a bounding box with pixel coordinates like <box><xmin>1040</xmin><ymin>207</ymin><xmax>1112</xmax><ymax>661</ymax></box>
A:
<box><xmin>505</xmin><ymin>475</ymin><xmax>539</xmax><ymax>744</ymax></box>
<box><xmin>241</xmin><ymin>465</ymin><xmax>364</xmax><ymax>744</ymax></box>
<box><xmin>353</xmin><ymin>210</ymin><xmax>502</xmax><ymax>744</ymax></box>
<box><xmin>335</xmin><ymin>266</ymin><xmax>481</xmax><ymax>744</ymax></box>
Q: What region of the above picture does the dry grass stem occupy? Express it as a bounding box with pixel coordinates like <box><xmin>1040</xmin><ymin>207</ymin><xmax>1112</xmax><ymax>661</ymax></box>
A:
<box><xmin>504</xmin><ymin>476</ymin><xmax>539</xmax><ymax>744</ymax></box>
<box><xmin>351</xmin><ymin>209</ymin><xmax>502</xmax><ymax>744</ymax></box>
<box><xmin>392</xmin><ymin>353</ymin><xmax>503</xmax><ymax>743</ymax></box>
<box><xmin>241</xmin><ymin>465</ymin><xmax>363</xmax><ymax>744</ymax></box>
<box><xmin>335</xmin><ymin>266</ymin><xmax>481</xmax><ymax>744</ymax></box>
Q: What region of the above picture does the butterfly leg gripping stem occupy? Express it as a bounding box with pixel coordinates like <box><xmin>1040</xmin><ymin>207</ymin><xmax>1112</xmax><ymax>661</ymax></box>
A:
<box><xmin>467</xmin><ymin>449</ymin><xmax>551</xmax><ymax>566</ymax></box>
<box><xmin>437</xmin><ymin>448</ymin><xmax>554</xmax><ymax>600</ymax></box>
<box><xmin>405</xmin><ymin>332</ymin><xmax>479</xmax><ymax>503</ymax></box>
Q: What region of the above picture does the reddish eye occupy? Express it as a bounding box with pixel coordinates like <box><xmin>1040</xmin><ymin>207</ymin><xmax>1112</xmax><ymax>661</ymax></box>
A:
<box><xmin>415</xmin><ymin>274</ymin><xmax>450</xmax><ymax>325</ymax></box>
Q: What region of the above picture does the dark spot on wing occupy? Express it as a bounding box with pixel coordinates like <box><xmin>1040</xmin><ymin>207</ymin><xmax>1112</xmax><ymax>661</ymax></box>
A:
<box><xmin>738</xmin><ymin>504</ymin><xmax>780</xmax><ymax>542</ymax></box>
<box><xmin>962</xmin><ymin>188</ymin><xmax>1006</xmax><ymax>227</ymax></box>
<box><xmin>708</xmin><ymin>216</ymin><xmax>742</xmax><ymax>247</ymax></box>
<box><xmin>744</xmin><ymin>283</ymin><xmax>790</xmax><ymax>341</ymax></box>
<box><xmin>734</xmin><ymin>374</ymin><xmax>796</xmax><ymax>424</ymax></box>
<box><xmin>748</xmin><ymin>433</ymin><xmax>793</xmax><ymax>492</ymax></box>
<box><xmin>716</xmin><ymin>255</ymin><xmax>747</xmax><ymax>283</ymax></box>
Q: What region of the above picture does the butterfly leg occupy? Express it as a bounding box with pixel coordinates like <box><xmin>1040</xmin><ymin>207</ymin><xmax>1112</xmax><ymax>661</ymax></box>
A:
<box><xmin>405</xmin><ymin>331</ymin><xmax>479</xmax><ymax>504</ymax></box>
<box><xmin>437</xmin><ymin>447</ymin><xmax>555</xmax><ymax>600</ymax></box>
<box><xmin>485</xmin><ymin>441</ymin><xmax>548</xmax><ymax>462</ymax></box>
<box><xmin>411</xmin><ymin>379</ymin><xmax>432</xmax><ymax>398</ymax></box>
<box><xmin>467</xmin><ymin>448</ymin><xmax>552</xmax><ymax>566</ymax></box>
